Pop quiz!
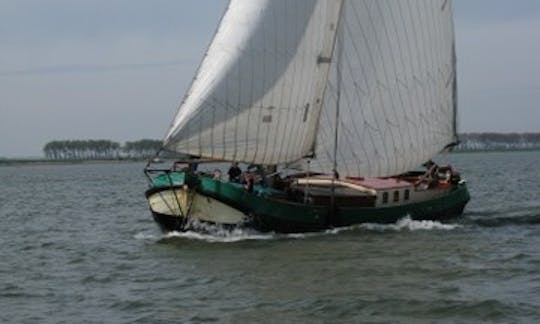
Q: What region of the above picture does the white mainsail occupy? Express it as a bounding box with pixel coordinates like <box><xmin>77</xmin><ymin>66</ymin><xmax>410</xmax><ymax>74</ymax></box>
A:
<box><xmin>312</xmin><ymin>0</ymin><xmax>458</xmax><ymax>177</ymax></box>
<box><xmin>164</xmin><ymin>0</ymin><xmax>458</xmax><ymax>178</ymax></box>
<box><xmin>164</xmin><ymin>0</ymin><xmax>342</xmax><ymax>164</ymax></box>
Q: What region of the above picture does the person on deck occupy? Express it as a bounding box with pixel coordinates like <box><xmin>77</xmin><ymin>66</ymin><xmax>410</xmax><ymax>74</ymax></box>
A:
<box><xmin>243</xmin><ymin>173</ymin><xmax>255</xmax><ymax>193</ymax></box>
<box><xmin>228</xmin><ymin>162</ymin><xmax>242</xmax><ymax>182</ymax></box>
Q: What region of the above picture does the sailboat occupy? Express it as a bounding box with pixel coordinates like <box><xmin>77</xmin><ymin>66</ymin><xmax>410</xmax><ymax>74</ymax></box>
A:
<box><xmin>144</xmin><ymin>0</ymin><xmax>470</xmax><ymax>233</ymax></box>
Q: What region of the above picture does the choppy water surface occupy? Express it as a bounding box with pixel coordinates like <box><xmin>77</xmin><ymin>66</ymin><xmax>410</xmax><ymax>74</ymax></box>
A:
<box><xmin>1</xmin><ymin>152</ymin><xmax>539</xmax><ymax>323</ymax></box>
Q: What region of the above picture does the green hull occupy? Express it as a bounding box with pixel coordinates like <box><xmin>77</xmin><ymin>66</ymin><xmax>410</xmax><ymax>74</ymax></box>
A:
<box><xmin>146</xmin><ymin>172</ymin><xmax>470</xmax><ymax>233</ymax></box>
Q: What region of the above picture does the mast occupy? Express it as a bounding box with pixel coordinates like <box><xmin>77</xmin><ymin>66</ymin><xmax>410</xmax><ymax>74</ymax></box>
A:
<box><xmin>330</xmin><ymin>0</ymin><xmax>345</xmax><ymax>222</ymax></box>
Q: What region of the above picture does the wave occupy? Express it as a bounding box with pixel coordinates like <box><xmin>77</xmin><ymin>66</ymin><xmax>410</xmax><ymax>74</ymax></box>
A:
<box><xmin>136</xmin><ymin>216</ymin><xmax>460</xmax><ymax>243</ymax></box>
<box><xmin>466</xmin><ymin>213</ymin><xmax>540</xmax><ymax>227</ymax></box>
<box><xmin>356</xmin><ymin>216</ymin><xmax>461</xmax><ymax>232</ymax></box>
<box><xmin>134</xmin><ymin>232</ymin><xmax>159</xmax><ymax>240</ymax></box>
<box><xmin>163</xmin><ymin>228</ymin><xmax>276</xmax><ymax>243</ymax></box>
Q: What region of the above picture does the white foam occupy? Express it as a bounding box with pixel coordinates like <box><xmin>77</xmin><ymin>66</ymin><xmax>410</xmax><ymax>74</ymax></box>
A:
<box><xmin>358</xmin><ymin>216</ymin><xmax>460</xmax><ymax>232</ymax></box>
<box><xmin>164</xmin><ymin>228</ymin><xmax>275</xmax><ymax>243</ymax></box>
<box><xmin>154</xmin><ymin>219</ymin><xmax>274</xmax><ymax>242</ymax></box>
<box><xmin>134</xmin><ymin>232</ymin><xmax>158</xmax><ymax>240</ymax></box>
<box><xmin>143</xmin><ymin>216</ymin><xmax>459</xmax><ymax>243</ymax></box>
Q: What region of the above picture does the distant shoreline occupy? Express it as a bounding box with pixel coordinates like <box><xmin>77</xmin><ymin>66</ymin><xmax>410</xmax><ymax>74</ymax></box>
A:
<box><xmin>2</xmin><ymin>149</ymin><xmax>539</xmax><ymax>167</ymax></box>
<box><xmin>452</xmin><ymin>148</ymin><xmax>540</xmax><ymax>154</ymax></box>
<box><xmin>0</xmin><ymin>158</ymin><xmax>146</xmax><ymax>167</ymax></box>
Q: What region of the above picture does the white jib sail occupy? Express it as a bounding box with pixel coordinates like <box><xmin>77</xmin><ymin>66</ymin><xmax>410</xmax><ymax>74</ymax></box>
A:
<box><xmin>164</xmin><ymin>0</ymin><xmax>342</xmax><ymax>164</ymax></box>
<box><xmin>311</xmin><ymin>0</ymin><xmax>458</xmax><ymax>178</ymax></box>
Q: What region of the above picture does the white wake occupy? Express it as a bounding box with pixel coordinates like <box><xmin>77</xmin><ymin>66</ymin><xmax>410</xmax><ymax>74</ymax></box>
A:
<box><xmin>134</xmin><ymin>216</ymin><xmax>459</xmax><ymax>243</ymax></box>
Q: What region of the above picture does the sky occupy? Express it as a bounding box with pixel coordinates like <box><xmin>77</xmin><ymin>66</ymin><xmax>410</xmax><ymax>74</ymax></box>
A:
<box><xmin>1</xmin><ymin>0</ymin><xmax>539</xmax><ymax>157</ymax></box>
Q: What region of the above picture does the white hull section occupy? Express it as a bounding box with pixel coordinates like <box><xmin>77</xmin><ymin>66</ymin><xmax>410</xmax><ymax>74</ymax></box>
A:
<box><xmin>147</xmin><ymin>188</ymin><xmax>247</xmax><ymax>225</ymax></box>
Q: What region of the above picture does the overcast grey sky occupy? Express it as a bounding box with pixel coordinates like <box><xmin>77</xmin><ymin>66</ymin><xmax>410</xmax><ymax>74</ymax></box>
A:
<box><xmin>1</xmin><ymin>0</ymin><xmax>539</xmax><ymax>157</ymax></box>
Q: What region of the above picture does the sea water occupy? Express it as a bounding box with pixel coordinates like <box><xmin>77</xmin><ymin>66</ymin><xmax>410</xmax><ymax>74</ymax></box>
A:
<box><xmin>1</xmin><ymin>151</ymin><xmax>539</xmax><ymax>323</ymax></box>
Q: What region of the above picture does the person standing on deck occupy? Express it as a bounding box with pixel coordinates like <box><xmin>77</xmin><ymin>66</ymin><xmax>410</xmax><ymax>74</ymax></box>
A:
<box><xmin>228</xmin><ymin>162</ymin><xmax>242</xmax><ymax>182</ymax></box>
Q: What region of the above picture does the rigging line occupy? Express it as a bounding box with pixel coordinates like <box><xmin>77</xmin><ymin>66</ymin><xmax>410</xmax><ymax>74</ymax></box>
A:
<box><xmin>303</xmin><ymin>1</ymin><xmax>329</xmax><ymax>159</ymax></box>
<box><xmin>298</xmin><ymin>2</ymin><xmax>341</xmax><ymax>162</ymax></box>
<box><xmin>394</xmin><ymin>0</ymin><xmax>421</xmax><ymax>153</ymax></box>
<box><xmin>288</xmin><ymin>1</ymin><xmax>320</xmax><ymax>164</ymax></box>
<box><xmin>332</xmin><ymin>111</ymin><xmax>353</xmax><ymax>176</ymax></box>
<box><xmin>186</xmin><ymin>109</ymin><xmax>192</xmax><ymax>154</ymax></box>
<box><xmin>304</xmin><ymin>159</ymin><xmax>310</xmax><ymax>204</ymax></box>
<box><xmin>279</xmin><ymin>0</ymin><xmax>304</xmax><ymax>163</ymax></box>
<box><xmin>181</xmin><ymin>7</ymin><xmax>294</xmax><ymax>128</ymax></box>
<box><xmin>317</xmin><ymin>83</ymin><xmax>341</xmax><ymax>167</ymax></box>
<box><xmin>402</xmin><ymin>1</ymin><xmax>429</xmax><ymax>161</ymax></box>
<box><xmin>183</xmin><ymin>95</ymin><xmax>311</xmax><ymax>163</ymax></box>
<box><xmin>312</xmin><ymin>96</ymin><xmax>334</xmax><ymax>174</ymax></box>
<box><xmin>210</xmin><ymin>98</ymin><xmax>216</xmax><ymax>158</ymax></box>
<box><xmin>418</xmin><ymin>1</ymin><xmax>440</xmax><ymax>151</ymax></box>
<box><xmin>309</xmin><ymin>0</ymin><xmax>346</xmax><ymax>168</ymax></box>
<box><xmin>452</xmin><ymin>42</ymin><xmax>458</xmax><ymax>140</ymax></box>
<box><xmin>331</xmin><ymin>0</ymin><xmax>345</xmax><ymax>220</ymax></box>
<box><xmin>320</xmin><ymin>94</ymin><xmax>355</xmax><ymax>176</ymax></box>
<box><xmin>258</xmin><ymin>1</ymin><xmax>312</xmax><ymax>164</ymax></box>
<box><xmin>330</xmin><ymin>40</ymin><xmax>370</xmax><ymax>174</ymax></box>
<box><xmin>145</xmin><ymin>147</ymin><xmax>163</xmax><ymax>170</ymax></box>
<box><xmin>221</xmin><ymin>74</ymin><xmax>230</xmax><ymax>161</ymax></box>
<box><xmin>428</xmin><ymin>1</ymin><xmax>448</xmax><ymax>145</ymax></box>
<box><xmin>383</xmin><ymin>0</ymin><xmax>416</xmax><ymax>160</ymax></box>
<box><xmin>164</xmin><ymin>2</ymin><xmax>231</xmax><ymax>145</ymax></box>
<box><xmin>336</xmin><ymin>120</ymin><xmax>360</xmax><ymax>176</ymax></box>
<box><xmin>250</xmin><ymin>4</ymin><xmax>271</xmax><ymax>164</ymax></box>
<box><xmin>448</xmin><ymin>1</ymin><xmax>458</xmax><ymax>119</ymax></box>
<box><xmin>314</xmin><ymin>92</ymin><xmax>335</xmax><ymax>163</ymax></box>
<box><xmin>166</xmin><ymin>172</ymin><xmax>185</xmax><ymax>219</ymax></box>
<box><xmin>336</xmin><ymin>18</ymin><xmax>372</xmax><ymax>172</ymax></box>
<box><xmin>350</xmin><ymin>1</ymin><xmax>386</xmax><ymax>176</ymax></box>
<box><xmin>302</xmin><ymin>0</ymin><xmax>326</xmax><ymax>156</ymax></box>
<box><xmin>260</xmin><ymin>2</ymin><xmax>282</xmax><ymax>165</ymax></box>
<box><xmin>269</xmin><ymin>0</ymin><xmax>290</xmax><ymax>164</ymax></box>
<box><xmin>431</xmin><ymin>0</ymin><xmax>446</xmax><ymax>83</ymax></box>
<box><xmin>279</xmin><ymin>0</ymin><xmax>317</xmax><ymax>164</ymax></box>
<box><xmin>273</xmin><ymin>0</ymin><xmax>293</xmax><ymax>163</ymax></box>
<box><xmin>312</xmin><ymin>1</ymin><xmax>344</xmax><ymax>172</ymax></box>
<box><xmin>155</xmin><ymin>189</ymin><xmax>183</xmax><ymax>221</ymax></box>
<box><xmin>374</xmin><ymin>2</ymin><xmax>406</xmax><ymax>121</ymax></box>
<box><xmin>294</xmin><ymin>0</ymin><xmax>319</xmax><ymax>159</ymax></box>
<box><xmin>343</xmin><ymin>4</ymin><xmax>373</xmax><ymax>109</ymax></box>
<box><xmin>448</xmin><ymin>0</ymin><xmax>459</xmax><ymax>140</ymax></box>
<box><xmin>232</xmin><ymin>50</ymin><xmax>242</xmax><ymax>162</ymax></box>
<box><xmin>178</xmin><ymin>21</ymin><xmax>300</xmax><ymax>161</ymax></box>
<box><xmin>242</xmin><ymin>28</ymin><xmax>256</xmax><ymax>163</ymax></box>
<box><xmin>418</xmin><ymin>2</ymin><xmax>440</xmax><ymax>157</ymax></box>
<box><xmin>182</xmin><ymin>189</ymin><xmax>197</xmax><ymax>228</ymax></box>
<box><xmin>339</xmin><ymin>11</ymin><xmax>378</xmax><ymax>174</ymax></box>
<box><xmin>268</xmin><ymin>0</ymin><xmax>317</xmax><ymax>164</ymax></box>
<box><xmin>198</xmin><ymin>107</ymin><xmax>203</xmax><ymax>155</ymax></box>
<box><xmin>362</xmin><ymin>0</ymin><xmax>400</xmax><ymax>174</ymax></box>
<box><xmin>288</xmin><ymin>0</ymin><xmax>315</xmax><ymax>161</ymax></box>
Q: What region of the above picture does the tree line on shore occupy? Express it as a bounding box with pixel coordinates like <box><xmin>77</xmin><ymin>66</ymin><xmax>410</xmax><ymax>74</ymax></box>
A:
<box><xmin>43</xmin><ymin>139</ymin><xmax>163</xmax><ymax>160</ymax></box>
<box><xmin>456</xmin><ymin>132</ymin><xmax>540</xmax><ymax>152</ymax></box>
<box><xmin>41</xmin><ymin>132</ymin><xmax>540</xmax><ymax>160</ymax></box>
